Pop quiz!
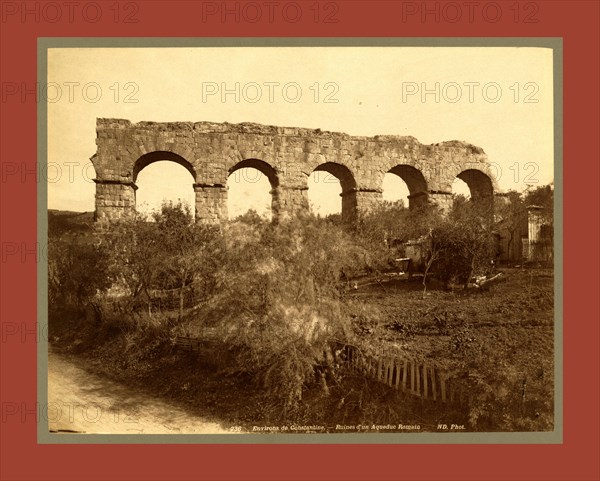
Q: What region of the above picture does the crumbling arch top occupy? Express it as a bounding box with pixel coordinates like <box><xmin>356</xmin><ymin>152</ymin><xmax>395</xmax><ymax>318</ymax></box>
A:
<box><xmin>387</xmin><ymin>164</ymin><xmax>428</xmax><ymax>196</ymax></box>
<box><xmin>133</xmin><ymin>151</ymin><xmax>196</xmax><ymax>183</ymax></box>
<box><xmin>312</xmin><ymin>162</ymin><xmax>357</xmax><ymax>193</ymax></box>
<box><xmin>456</xmin><ymin>169</ymin><xmax>494</xmax><ymax>200</ymax></box>
<box><xmin>228</xmin><ymin>158</ymin><xmax>279</xmax><ymax>188</ymax></box>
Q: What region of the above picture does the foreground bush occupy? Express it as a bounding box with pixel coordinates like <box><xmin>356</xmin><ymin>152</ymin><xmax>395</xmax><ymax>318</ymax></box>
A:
<box><xmin>198</xmin><ymin>216</ymin><xmax>363</xmax><ymax>417</ymax></box>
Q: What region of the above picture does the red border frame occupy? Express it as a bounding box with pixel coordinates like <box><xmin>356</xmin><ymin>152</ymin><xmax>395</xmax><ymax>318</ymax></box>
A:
<box><xmin>1</xmin><ymin>1</ymin><xmax>599</xmax><ymax>480</ymax></box>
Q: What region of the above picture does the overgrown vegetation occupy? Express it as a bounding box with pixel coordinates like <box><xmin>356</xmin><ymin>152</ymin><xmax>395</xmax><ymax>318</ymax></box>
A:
<box><xmin>49</xmin><ymin>186</ymin><xmax>554</xmax><ymax>432</ymax></box>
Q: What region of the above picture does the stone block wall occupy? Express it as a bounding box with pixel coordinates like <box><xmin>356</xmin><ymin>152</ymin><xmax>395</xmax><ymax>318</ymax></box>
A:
<box><xmin>91</xmin><ymin>118</ymin><xmax>498</xmax><ymax>224</ymax></box>
<box><xmin>274</xmin><ymin>186</ymin><xmax>309</xmax><ymax>220</ymax></box>
<box><xmin>93</xmin><ymin>180</ymin><xmax>136</xmax><ymax>222</ymax></box>
<box><xmin>347</xmin><ymin>190</ymin><xmax>382</xmax><ymax>222</ymax></box>
<box><xmin>194</xmin><ymin>185</ymin><xmax>227</xmax><ymax>224</ymax></box>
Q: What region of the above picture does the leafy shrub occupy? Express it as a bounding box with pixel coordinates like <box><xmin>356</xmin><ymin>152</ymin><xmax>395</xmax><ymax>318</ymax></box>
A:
<box><xmin>188</xmin><ymin>216</ymin><xmax>361</xmax><ymax>418</ymax></box>
<box><xmin>449</xmin><ymin>324</ymin><xmax>478</xmax><ymax>354</ymax></box>
<box><xmin>48</xmin><ymin>234</ymin><xmax>112</xmax><ymax>312</ymax></box>
<box><xmin>386</xmin><ymin>319</ymin><xmax>416</xmax><ymax>338</ymax></box>
<box><xmin>433</xmin><ymin>311</ymin><xmax>451</xmax><ymax>335</ymax></box>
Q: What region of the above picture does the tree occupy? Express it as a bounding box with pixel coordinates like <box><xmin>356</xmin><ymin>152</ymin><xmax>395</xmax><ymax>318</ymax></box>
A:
<box><xmin>426</xmin><ymin>197</ymin><xmax>496</xmax><ymax>291</ymax></box>
<box><xmin>233</xmin><ymin>208</ymin><xmax>268</xmax><ymax>226</ymax></box>
<box><xmin>103</xmin><ymin>212</ymin><xmax>163</xmax><ymax>313</ymax></box>
<box><xmin>524</xmin><ymin>184</ymin><xmax>554</xmax><ymax>236</ymax></box>
<box><xmin>151</xmin><ymin>201</ymin><xmax>222</xmax><ymax>318</ymax></box>
<box><xmin>524</xmin><ymin>183</ymin><xmax>553</xmax><ymax>214</ymax></box>
<box><xmin>104</xmin><ymin>201</ymin><xmax>222</xmax><ymax>318</ymax></box>
<box><xmin>152</xmin><ymin>202</ymin><xmax>220</xmax><ymax>318</ymax></box>
<box><xmin>49</xmin><ymin>237</ymin><xmax>112</xmax><ymax>312</ymax></box>
<box><xmin>494</xmin><ymin>191</ymin><xmax>527</xmax><ymax>261</ymax></box>
<box><xmin>356</xmin><ymin>200</ymin><xmax>407</xmax><ymax>247</ymax></box>
<box><xmin>204</xmin><ymin>215</ymin><xmax>358</xmax><ymax>416</ymax></box>
<box><xmin>355</xmin><ymin>201</ymin><xmax>443</xmax><ymax>277</ymax></box>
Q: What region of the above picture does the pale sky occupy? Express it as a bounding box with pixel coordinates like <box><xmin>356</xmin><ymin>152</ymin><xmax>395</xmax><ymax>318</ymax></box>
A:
<box><xmin>47</xmin><ymin>47</ymin><xmax>554</xmax><ymax>217</ymax></box>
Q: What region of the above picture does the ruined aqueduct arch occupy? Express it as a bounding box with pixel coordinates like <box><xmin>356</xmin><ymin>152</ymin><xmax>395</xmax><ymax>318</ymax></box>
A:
<box><xmin>91</xmin><ymin>118</ymin><xmax>499</xmax><ymax>223</ymax></box>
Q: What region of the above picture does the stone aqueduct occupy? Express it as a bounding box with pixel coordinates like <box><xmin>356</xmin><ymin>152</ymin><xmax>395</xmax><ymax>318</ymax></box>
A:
<box><xmin>91</xmin><ymin>118</ymin><xmax>499</xmax><ymax>223</ymax></box>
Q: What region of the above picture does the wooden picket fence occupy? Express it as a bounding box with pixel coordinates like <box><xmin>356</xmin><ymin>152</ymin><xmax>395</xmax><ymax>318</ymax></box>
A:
<box><xmin>172</xmin><ymin>335</ymin><xmax>203</xmax><ymax>353</ymax></box>
<box><xmin>334</xmin><ymin>344</ymin><xmax>465</xmax><ymax>404</ymax></box>
<box><xmin>172</xmin><ymin>335</ymin><xmax>466</xmax><ymax>405</ymax></box>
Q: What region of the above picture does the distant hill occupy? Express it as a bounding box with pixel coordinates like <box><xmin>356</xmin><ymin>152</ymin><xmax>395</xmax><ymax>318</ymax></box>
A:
<box><xmin>48</xmin><ymin>210</ymin><xmax>95</xmax><ymax>236</ymax></box>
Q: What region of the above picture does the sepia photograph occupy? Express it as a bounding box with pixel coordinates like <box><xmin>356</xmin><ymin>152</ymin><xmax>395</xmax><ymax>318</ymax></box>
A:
<box><xmin>43</xmin><ymin>39</ymin><xmax>558</xmax><ymax>441</ymax></box>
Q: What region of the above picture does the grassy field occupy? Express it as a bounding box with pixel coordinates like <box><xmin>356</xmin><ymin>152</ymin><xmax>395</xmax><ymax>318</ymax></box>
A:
<box><xmin>342</xmin><ymin>268</ymin><xmax>555</xmax><ymax>430</ymax></box>
<box><xmin>346</xmin><ymin>268</ymin><xmax>553</xmax><ymax>364</ymax></box>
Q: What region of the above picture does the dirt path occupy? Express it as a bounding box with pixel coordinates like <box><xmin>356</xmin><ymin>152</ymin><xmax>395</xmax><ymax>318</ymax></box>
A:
<box><xmin>48</xmin><ymin>349</ymin><xmax>231</xmax><ymax>434</ymax></box>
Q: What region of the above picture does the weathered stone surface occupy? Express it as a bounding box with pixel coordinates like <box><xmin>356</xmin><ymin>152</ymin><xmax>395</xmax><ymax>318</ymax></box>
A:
<box><xmin>91</xmin><ymin>118</ymin><xmax>499</xmax><ymax>223</ymax></box>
